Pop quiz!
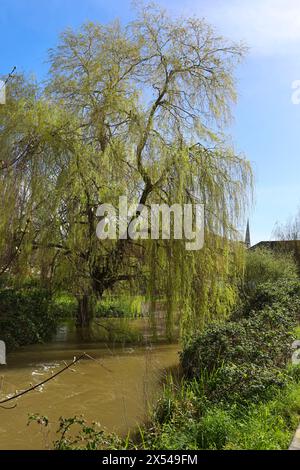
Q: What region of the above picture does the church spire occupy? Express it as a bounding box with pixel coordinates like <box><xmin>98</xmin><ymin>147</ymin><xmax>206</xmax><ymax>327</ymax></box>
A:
<box><xmin>245</xmin><ymin>219</ymin><xmax>251</xmax><ymax>248</ymax></box>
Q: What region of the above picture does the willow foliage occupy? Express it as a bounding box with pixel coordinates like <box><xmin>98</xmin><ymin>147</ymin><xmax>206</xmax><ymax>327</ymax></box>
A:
<box><xmin>0</xmin><ymin>4</ymin><xmax>252</xmax><ymax>338</ymax></box>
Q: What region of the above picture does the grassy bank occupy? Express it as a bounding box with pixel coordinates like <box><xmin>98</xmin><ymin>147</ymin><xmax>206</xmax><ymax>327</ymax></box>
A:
<box><xmin>138</xmin><ymin>367</ymin><xmax>300</xmax><ymax>450</ymax></box>
<box><xmin>138</xmin><ymin>266</ymin><xmax>300</xmax><ymax>449</ymax></box>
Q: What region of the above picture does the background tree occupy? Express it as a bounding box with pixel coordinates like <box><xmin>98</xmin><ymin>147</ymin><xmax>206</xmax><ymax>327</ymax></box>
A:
<box><xmin>273</xmin><ymin>206</ymin><xmax>300</xmax><ymax>273</ymax></box>
<box><xmin>243</xmin><ymin>247</ymin><xmax>298</xmax><ymax>295</ymax></box>
<box><xmin>274</xmin><ymin>207</ymin><xmax>300</xmax><ymax>241</ymax></box>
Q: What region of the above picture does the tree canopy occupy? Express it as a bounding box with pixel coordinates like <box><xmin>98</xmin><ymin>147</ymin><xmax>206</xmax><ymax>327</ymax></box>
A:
<box><xmin>0</xmin><ymin>4</ymin><xmax>252</xmax><ymax>339</ymax></box>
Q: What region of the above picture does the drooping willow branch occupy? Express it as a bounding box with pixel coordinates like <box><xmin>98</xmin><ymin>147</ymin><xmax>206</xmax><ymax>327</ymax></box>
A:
<box><xmin>0</xmin><ymin>219</ymin><xmax>30</xmax><ymax>277</ymax></box>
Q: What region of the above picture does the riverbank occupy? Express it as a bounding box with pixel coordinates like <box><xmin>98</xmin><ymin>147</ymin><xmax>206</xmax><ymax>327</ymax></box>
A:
<box><xmin>133</xmin><ymin>277</ymin><xmax>300</xmax><ymax>451</ymax></box>
<box><xmin>134</xmin><ymin>363</ymin><xmax>300</xmax><ymax>450</ymax></box>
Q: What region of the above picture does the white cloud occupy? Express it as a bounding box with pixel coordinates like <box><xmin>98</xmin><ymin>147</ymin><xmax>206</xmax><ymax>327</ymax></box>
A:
<box><xmin>200</xmin><ymin>0</ymin><xmax>300</xmax><ymax>56</ymax></box>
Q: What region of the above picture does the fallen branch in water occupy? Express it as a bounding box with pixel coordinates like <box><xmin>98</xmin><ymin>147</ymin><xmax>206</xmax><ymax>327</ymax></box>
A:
<box><xmin>0</xmin><ymin>352</ymin><xmax>111</xmax><ymax>408</ymax></box>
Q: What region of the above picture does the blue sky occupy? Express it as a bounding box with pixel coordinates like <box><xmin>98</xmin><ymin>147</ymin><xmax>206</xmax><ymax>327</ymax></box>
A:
<box><xmin>1</xmin><ymin>0</ymin><xmax>300</xmax><ymax>244</ymax></box>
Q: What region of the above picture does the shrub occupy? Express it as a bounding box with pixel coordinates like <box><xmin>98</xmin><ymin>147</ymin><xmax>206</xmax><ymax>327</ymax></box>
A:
<box><xmin>181</xmin><ymin>322</ymin><xmax>249</xmax><ymax>376</ymax></box>
<box><xmin>242</xmin><ymin>279</ymin><xmax>300</xmax><ymax>317</ymax></box>
<box><xmin>0</xmin><ymin>286</ymin><xmax>59</xmax><ymax>350</ymax></box>
<box><xmin>181</xmin><ymin>304</ymin><xmax>296</xmax><ymax>379</ymax></box>
<box><xmin>52</xmin><ymin>293</ymin><xmax>77</xmax><ymax>319</ymax></box>
<box><xmin>240</xmin><ymin>304</ymin><xmax>296</xmax><ymax>368</ymax></box>
<box><xmin>181</xmin><ymin>277</ymin><xmax>300</xmax><ymax>404</ymax></box>
<box><xmin>244</xmin><ymin>248</ymin><xmax>298</xmax><ymax>295</ymax></box>
<box><xmin>28</xmin><ymin>415</ymin><xmax>124</xmax><ymax>450</ymax></box>
<box><xmin>206</xmin><ymin>363</ymin><xmax>290</xmax><ymax>404</ymax></box>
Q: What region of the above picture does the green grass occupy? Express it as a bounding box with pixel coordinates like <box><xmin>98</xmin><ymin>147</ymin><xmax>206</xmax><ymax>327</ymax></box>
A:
<box><xmin>294</xmin><ymin>325</ymin><xmax>300</xmax><ymax>339</ymax></box>
<box><xmin>52</xmin><ymin>293</ymin><xmax>77</xmax><ymax>318</ymax></box>
<box><xmin>224</xmin><ymin>380</ymin><xmax>300</xmax><ymax>449</ymax></box>
<box><xmin>52</xmin><ymin>293</ymin><xmax>146</xmax><ymax>319</ymax></box>
<box><xmin>140</xmin><ymin>365</ymin><xmax>300</xmax><ymax>450</ymax></box>
<box><xmin>95</xmin><ymin>295</ymin><xmax>145</xmax><ymax>318</ymax></box>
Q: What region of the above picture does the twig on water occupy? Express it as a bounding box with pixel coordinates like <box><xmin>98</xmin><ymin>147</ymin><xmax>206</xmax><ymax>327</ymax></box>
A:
<box><xmin>0</xmin><ymin>352</ymin><xmax>112</xmax><ymax>408</ymax></box>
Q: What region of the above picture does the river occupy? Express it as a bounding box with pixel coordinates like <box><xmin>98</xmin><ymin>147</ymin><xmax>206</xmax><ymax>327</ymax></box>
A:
<box><xmin>0</xmin><ymin>326</ymin><xmax>179</xmax><ymax>450</ymax></box>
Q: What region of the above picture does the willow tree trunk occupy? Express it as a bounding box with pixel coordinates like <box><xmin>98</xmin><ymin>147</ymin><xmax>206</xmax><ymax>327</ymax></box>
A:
<box><xmin>76</xmin><ymin>294</ymin><xmax>95</xmax><ymax>328</ymax></box>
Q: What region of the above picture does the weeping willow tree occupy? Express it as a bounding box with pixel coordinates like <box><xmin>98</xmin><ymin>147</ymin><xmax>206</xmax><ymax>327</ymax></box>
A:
<box><xmin>0</xmin><ymin>75</ymin><xmax>78</xmax><ymax>283</ymax></box>
<box><xmin>0</xmin><ymin>75</ymin><xmax>55</xmax><ymax>280</ymax></box>
<box><xmin>0</xmin><ymin>4</ymin><xmax>252</xmax><ymax>338</ymax></box>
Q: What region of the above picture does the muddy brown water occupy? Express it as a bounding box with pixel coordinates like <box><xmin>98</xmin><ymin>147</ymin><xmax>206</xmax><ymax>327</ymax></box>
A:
<box><xmin>0</xmin><ymin>323</ymin><xmax>179</xmax><ymax>450</ymax></box>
